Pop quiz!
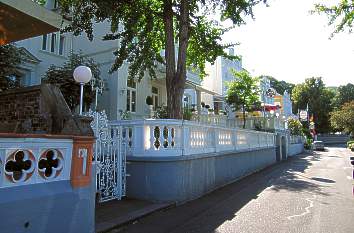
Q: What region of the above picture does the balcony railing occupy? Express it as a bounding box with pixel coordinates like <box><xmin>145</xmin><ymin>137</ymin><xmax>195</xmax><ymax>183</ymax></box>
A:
<box><xmin>110</xmin><ymin>119</ymin><xmax>275</xmax><ymax>157</ymax></box>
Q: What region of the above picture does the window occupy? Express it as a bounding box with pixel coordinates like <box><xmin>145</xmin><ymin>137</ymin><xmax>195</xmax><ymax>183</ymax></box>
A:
<box><xmin>126</xmin><ymin>79</ymin><xmax>137</xmax><ymax>112</ymax></box>
<box><xmin>59</xmin><ymin>35</ymin><xmax>65</xmax><ymax>55</ymax></box>
<box><xmin>42</xmin><ymin>35</ymin><xmax>47</xmax><ymax>50</ymax></box>
<box><xmin>54</xmin><ymin>0</ymin><xmax>59</xmax><ymax>8</ymax></box>
<box><xmin>152</xmin><ymin>87</ymin><xmax>159</xmax><ymax>110</ymax></box>
<box><xmin>50</xmin><ymin>33</ymin><xmax>56</xmax><ymax>53</ymax></box>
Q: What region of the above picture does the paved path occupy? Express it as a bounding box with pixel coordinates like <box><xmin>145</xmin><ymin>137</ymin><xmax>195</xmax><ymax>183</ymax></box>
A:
<box><xmin>109</xmin><ymin>146</ymin><xmax>354</xmax><ymax>233</ymax></box>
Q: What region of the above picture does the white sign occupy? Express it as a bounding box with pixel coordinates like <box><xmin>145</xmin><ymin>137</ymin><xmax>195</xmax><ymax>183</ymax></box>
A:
<box><xmin>299</xmin><ymin>110</ymin><xmax>307</xmax><ymax>121</ymax></box>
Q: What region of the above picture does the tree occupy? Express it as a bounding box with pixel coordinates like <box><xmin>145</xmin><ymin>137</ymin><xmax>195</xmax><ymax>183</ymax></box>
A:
<box><xmin>226</xmin><ymin>69</ymin><xmax>259</xmax><ymax>128</ymax></box>
<box><xmin>330</xmin><ymin>101</ymin><xmax>354</xmax><ymax>135</ymax></box>
<box><xmin>287</xmin><ymin>118</ymin><xmax>303</xmax><ymax>136</ymax></box>
<box><xmin>333</xmin><ymin>83</ymin><xmax>354</xmax><ymax>108</ymax></box>
<box><xmin>43</xmin><ymin>53</ymin><xmax>102</xmax><ymax>111</ymax></box>
<box><xmin>261</xmin><ymin>75</ymin><xmax>295</xmax><ymax>95</ymax></box>
<box><xmin>0</xmin><ymin>44</ymin><xmax>23</xmax><ymax>92</ymax></box>
<box><xmin>291</xmin><ymin>77</ymin><xmax>335</xmax><ymax>133</ymax></box>
<box><xmin>58</xmin><ymin>0</ymin><xmax>267</xmax><ymax>119</ymax></box>
<box><xmin>314</xmin><ymin>1</ymin><xmax>354</xmax><ymax>37</ymax></box>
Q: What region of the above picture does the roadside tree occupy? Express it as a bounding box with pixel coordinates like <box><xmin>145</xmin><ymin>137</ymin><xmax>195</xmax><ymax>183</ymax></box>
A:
<box><xmin>287</xmin><ymin>118</ymin><xmax>303</xmax><ymax>136</ymax></box>
<box><xmin>333</xmin><ymin>83</ymin><xmax>354</xmax><ymax>108</ymax></box>
<box><xmin>292</xmin><ymin>77</ymin><xmax>335</xmax><ymax>133</ymax></box>
<box><xmin>261</xmin><ymin>75</ymin><xmax>295</xmax><ymax>95</ymax></box>
<box><xmin>225</xmin><ymin>69</ymin><xmax>259</xmax><ymax>129</ymax></box>
<box><xmin>57</xmin><ymin>0</ymin><xmax>267</xmax><ymax>119</ymax></box>
<box><xmin>314</xmin><ymin>1</ymin><xmax>354</xmax><ymax>37</ymax></box>
<box><xmin>43</xmin><ymin>53</ymin><xmax>102</xmax><ymax>111</ymax></box>
<box><xmin>330</xmin><ymin>101</ymin><xmax>354</xmax><ymax>136</ymax></box>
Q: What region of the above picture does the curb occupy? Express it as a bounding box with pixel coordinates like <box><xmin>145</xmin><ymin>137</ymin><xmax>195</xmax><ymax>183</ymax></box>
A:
<box><xmin>96</xmin><ymin>202</ymin><xmax>175</xmax><ymax>233</ymax></box>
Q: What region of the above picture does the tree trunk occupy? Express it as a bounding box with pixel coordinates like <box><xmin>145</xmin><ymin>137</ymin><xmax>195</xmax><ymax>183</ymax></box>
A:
<box><xmin>243</xmin><ymin>103</ymin><xmax>246</xmax><ymax>129</ymax></box>
<box><xmin>163</xmin><ymin>0</ymin><xmax>189</xmax><ymax>119</ymax></box>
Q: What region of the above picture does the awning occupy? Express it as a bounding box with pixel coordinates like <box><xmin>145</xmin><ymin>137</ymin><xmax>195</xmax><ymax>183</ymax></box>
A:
<box><xmin>0</xmin><ymin>0</ymin><xmax>65</xmax><ymax>45</ymax></box>
<box><xmin>261</xmin><ymin>103</ymin><xmax>281</xmax><ymax>111</ymax></box>
<box><xmin>185</xmin><ymin>80</ymin><xmax>222</xmax><ymax>97</ymax></box>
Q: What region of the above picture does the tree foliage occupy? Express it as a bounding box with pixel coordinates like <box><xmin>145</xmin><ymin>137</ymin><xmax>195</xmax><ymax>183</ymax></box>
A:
<box><xmin>333</xmin><ymin>83</ymin><xmax>354</xmax><ymax>108</ymax></box>
<box><xmin>58</xmin><ymin>0</ymin><xmax>267</xmax><ymax>118</ymax></box>
<box><xmin>287</xmin><ymin>118</ymin><xmax>303</xmax><ymax>136</ymax></box>
<box><xmin>0</xmin><ymin>44</ymin><xmax>23</xmax><ymax>92</ymax></box>
<box><xmin>314</xmin><ymin>1</ymin><xmax>354</xmax><ymax>37</ymax></box>
<box><xmin>262</xmin><ymin>75</ymin><xmax>295</xmax><ymax>95</ymax></box>
<box><xmin>226</xmin><ymin>69</ymin><xmax>259</xmax><ymax>128</ymax></box>
<box><xmin>42</xmin><ymin>53</ymin><xmax>102</xmax><ymax>111</ymax></box>
<box><xmin>291</xmin><ymin>77</ymin><xmax>335</xmax><ymax>133</ymax></box>
<box><xmin>330</xmin><ymin>101</ymin><xmax>354</xmax><ymax>135</ymax></box>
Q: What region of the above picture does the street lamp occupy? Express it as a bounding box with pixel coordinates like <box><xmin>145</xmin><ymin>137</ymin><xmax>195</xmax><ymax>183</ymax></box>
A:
<box><xmin>90</xmin><ymin>78</ymin><xmax>105</xmax><ymax>111</ymax></box>
<box><xmin>73</xmin><ymin>65</ymin><xmax>92</xmax><ymax>115</ymax></box>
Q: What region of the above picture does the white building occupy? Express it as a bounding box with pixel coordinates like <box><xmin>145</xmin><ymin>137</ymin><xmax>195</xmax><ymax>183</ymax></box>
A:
<box><xmin>201</xmin><ymin>48</ymin><xmax>243</xmax><ymax>112</ymax></box>
<box><xmin>11</xmin><ymin>0</ymin><xmax>247</xmax><ymax>120</ymax></box>
<box><xmin>14</xmin><ymin>17</ymin><xmax>224</xmax><ymax>120</ymax></box>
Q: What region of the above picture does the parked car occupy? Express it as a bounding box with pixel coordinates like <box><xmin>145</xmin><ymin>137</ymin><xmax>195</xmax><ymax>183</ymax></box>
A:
<box><xmin>312</xmin><ymin>140</ymin><xmax>325</xmax><ymax>151</ymax></box>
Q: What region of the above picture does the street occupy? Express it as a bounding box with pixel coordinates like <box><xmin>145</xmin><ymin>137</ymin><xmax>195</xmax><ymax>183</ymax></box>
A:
<box><xmin>111</xmin><ymin>146</ymin><xmax>354</xmax><ymax>233</ymax></box>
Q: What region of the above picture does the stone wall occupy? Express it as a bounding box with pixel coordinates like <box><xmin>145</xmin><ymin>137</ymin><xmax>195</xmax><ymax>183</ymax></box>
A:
<box><xmin>0</xmin><ymin>84</ymin><xmax>93</xmax><ymax>136</ymax></box>
<box><xmin>0</xmin><ymin>86</ymin><xmax>47</xmax><ymax>132</ymax></box>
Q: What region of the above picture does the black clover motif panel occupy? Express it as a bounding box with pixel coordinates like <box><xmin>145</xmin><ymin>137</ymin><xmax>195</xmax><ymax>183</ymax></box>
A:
<box><xmin>38</xmin><ymin>149</ymin><xmax>64</xmax><ymax>179</ymax></box>
<box><xmin>5</xmin><ymin>150</ymin><xmax>35</xmax><ymax>183</ymax></box>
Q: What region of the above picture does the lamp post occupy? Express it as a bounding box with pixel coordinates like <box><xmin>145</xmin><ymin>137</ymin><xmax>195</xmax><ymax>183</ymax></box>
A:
<box><xmin>73</xmin><ymin>66</ymin><xmax>92</xmax><ymax>115</ymax></box>
<box><xmin>90</xmin><ymin>78</ymin><xmax>105</xmax><ymax>111</ymax></box>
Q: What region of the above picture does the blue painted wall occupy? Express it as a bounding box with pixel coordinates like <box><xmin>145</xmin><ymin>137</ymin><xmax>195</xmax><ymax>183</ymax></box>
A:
<box><xmin>0</xmin><ymin>172</ymin><xmax>96</xmax><ymax>233</ymax></box>
<box><xmin>288</xmin><ymin>143</ymin><xmax>304</xmax><ymax>156</ymax></box>
<box><xmin>126</xmin><ymin>147</ymin><xmax>276</xmax><ymax>203</ymax></box>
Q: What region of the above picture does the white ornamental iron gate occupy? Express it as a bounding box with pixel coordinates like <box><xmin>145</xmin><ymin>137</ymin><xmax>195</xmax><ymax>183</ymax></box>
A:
<box><xmin>85</xmin><ymin>110</ymin><xmax>126</xmax><ymax>202</ymax></box>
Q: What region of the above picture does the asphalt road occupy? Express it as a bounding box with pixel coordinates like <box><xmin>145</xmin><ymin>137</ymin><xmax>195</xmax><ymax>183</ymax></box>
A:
<box><xmin>111</xmin><ymin>146</ymin><xmax>354</xmax><ymax>233</ymax></box>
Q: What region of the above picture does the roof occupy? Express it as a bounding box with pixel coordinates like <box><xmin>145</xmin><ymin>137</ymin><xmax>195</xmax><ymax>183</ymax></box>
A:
<box><xmin>18</xmin><ymin>47</ymin><xmax>41</xmax><ymax>63</ymax></box>
<box><xmin>185</xmin><ymin>80</ymin><xmax>222</xmax><ymax>96</ymax></box>
<box><xmin>0</xmin><ymin>0</ymin><xmax>66</xmax><ymax>45</ymax></box>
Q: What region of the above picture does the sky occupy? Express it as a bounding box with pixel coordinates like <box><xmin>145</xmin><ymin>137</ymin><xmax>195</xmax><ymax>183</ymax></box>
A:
<box><xmin>223</xmin><ymin>0</ymin><xmax>354</xmax><ymax>87</ymax></box>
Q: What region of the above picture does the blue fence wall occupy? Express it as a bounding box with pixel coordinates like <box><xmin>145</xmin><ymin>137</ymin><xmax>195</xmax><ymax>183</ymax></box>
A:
<box><xmin>127</xmin><ymin>147</ymin><xmax>277</xmax><ymax>203</ymax></box>
<box><xmin>0</xmin><ymin>169</ymin><xmax>96</xmax><ymax>233</ymax></box>
<box><xmin>288</xmin><ymin>143</ymin><xmax>304</xmax><ymax>157</ymax></box>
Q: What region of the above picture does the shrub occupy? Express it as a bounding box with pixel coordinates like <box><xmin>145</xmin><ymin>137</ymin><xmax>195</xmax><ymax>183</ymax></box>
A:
<box><xmin>304</xmin><ymin>138</ymin><xmax>313</xmax><ymax>150</ymax></box>
<box><xmin>346</xmin><ymin>140</ymin><xmax>354</xmax><ymax>148</ymax></box>
<box><xmin>183</xmin><ymin>108</ymin><xmax>192</xmax><ymax>120</ymax></box>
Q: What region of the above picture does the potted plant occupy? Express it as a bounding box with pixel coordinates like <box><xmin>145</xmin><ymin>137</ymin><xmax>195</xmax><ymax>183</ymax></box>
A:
<box><xmin>146</xmin><ymin>96</ymin><xmax>154</xmax><ymax>118</ymax></box>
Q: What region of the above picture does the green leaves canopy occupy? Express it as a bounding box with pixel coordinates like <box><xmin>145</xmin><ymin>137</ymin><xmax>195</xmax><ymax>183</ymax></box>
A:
<box><xmin>0</xmin><ymin>44</ymin><xmax>23</xmax><ymax>92</ymax></box>
<box><xmin>226</xmin><ymin>69</ymin><xmax>259</xmax><ymax>128</ymax></box>
<box><xmin>291</xmin><ymin>77</ymin><xmax>335</xmax><ymax>133</ymax></box>
<box><xmin>57</xmin><ymin>0</ymin><xmax>267</xmax><ymax>118</ymax></box>
<box><xmin>42</xmin><ymin>53</ymin><xmax>102</xmax><ymax>111</ymax></box>
<box><xmin>333</xmin><ymin>83</ymin><xmax>354</xmax><ymax>108</ymax></box>
<box><xmin>314</xmin><ymin>1</ymin><xmax>354</xmax><ymax>37</ymax></box>
<box><xmin>330</xmin><ymin>101</ymin><xmax>354</xmax><ymax>135</ymax></box>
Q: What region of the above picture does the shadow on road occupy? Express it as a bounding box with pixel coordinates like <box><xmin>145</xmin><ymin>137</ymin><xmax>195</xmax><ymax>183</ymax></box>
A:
<box><xmin>270</xmin><ymin>152</ymin><xmax>330</xmax><ymax>196</ymax></box>
<box><xmin>117</xmin><ymin>152</ymin><xmax>328</xmax><ymax>233</ymax></box>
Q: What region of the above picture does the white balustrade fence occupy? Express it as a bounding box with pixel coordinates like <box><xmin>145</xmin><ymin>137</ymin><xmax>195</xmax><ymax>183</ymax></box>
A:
<box><xmin>110</xmin><ymin>119</ymin><xmax>276</xmax><ymax>157</ymax></box>
<box><xmin>190</xmin><ymin>114</ymin><xmax>286</xmax><ymax>131</ymax></box>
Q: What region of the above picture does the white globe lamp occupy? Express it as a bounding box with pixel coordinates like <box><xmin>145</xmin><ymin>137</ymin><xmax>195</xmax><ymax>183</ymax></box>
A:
<box><xmin>73</xmin><ymin>66</ymin><xmax>92</xmax><ymax>115</ymax></box>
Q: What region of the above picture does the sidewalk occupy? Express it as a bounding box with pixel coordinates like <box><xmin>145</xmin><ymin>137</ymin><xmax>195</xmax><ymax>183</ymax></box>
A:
<box><xmin>96</xmin><ymin>198</ymin><xmax>174</xmax><ymax>233</ymax></box>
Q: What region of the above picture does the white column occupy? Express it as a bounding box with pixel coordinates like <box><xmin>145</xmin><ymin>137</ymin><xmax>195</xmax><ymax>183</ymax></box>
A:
<box><xmin>196</xmin><ymin>90</ymin><xmax>201</xmax><ymax>114</ymax></box>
